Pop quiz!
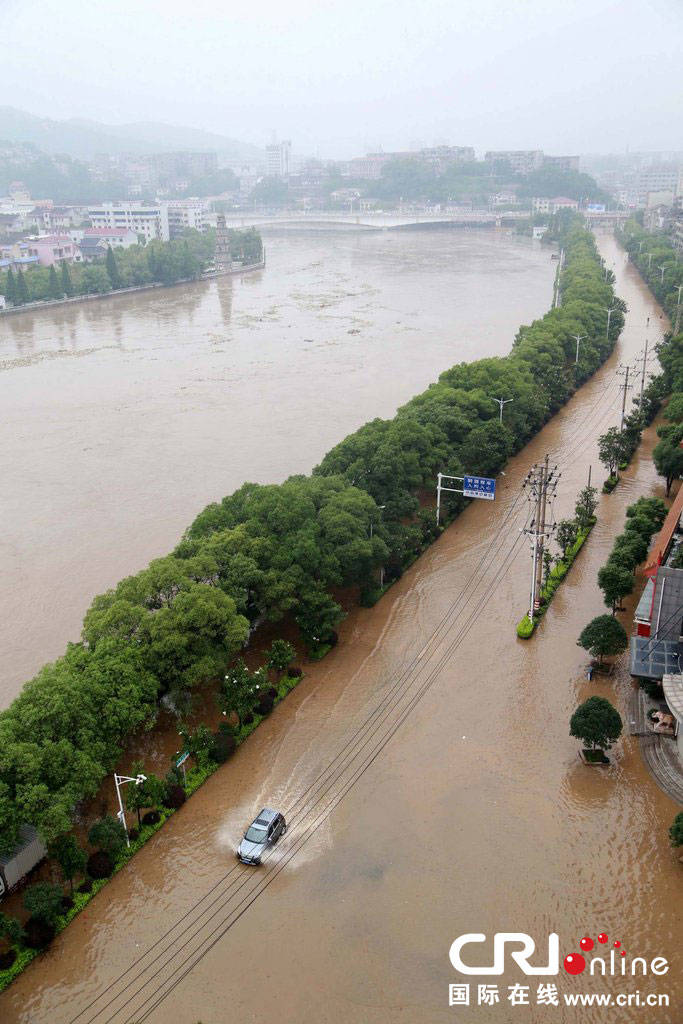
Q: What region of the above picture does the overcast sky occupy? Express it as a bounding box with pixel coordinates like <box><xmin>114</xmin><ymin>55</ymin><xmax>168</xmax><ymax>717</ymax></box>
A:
<box><xmin>3</xmin><ymin>0</ymin><xmax>681</xmax><ymax>158</ymax></box>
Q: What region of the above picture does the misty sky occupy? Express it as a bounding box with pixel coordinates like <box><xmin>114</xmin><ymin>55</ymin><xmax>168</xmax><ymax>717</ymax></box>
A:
<box><xmin>3</xmin><ymin>0</ymin><xmax>681</xmax><ymax>158</ymax></box>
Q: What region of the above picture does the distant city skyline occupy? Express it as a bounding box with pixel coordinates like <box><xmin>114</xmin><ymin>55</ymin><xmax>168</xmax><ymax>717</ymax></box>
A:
<box><xmin>2</xmin><ymin>0</ymin><xmax>682</xmax><ymax>160</ymax></box>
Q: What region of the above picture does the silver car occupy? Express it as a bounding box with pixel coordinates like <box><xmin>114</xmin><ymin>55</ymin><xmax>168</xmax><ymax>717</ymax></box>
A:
<box><xmin>237</xmin><ymin>807</ymin><xmax>287</xmax><ymax>864</ymax></box>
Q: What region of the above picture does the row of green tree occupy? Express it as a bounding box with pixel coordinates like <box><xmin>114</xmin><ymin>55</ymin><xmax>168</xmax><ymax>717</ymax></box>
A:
<box><xmin>0</xmin><ymin>227</ymin><xmax>263</xmax><ymax>306</ymax></box>
<box><xmin>622</xmin><ymin>220</ymin><xmax>683</xmax><ymax>325</ymax></box>
<box><xmin>0</xmin><ymin>215</ymin><xmax>624</xmax><ymax>854</ymax></box>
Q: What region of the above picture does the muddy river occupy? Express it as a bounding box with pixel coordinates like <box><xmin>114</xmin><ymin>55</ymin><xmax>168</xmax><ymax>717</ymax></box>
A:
<box><xmin>1</xmin><ymin>233</ymin><xmax>681</xmax><ymax>1024</ymax></box>
<box><xmin>0</xmin><ymin>227</ymin><xmax>553</xmax><ymax>704</ymax></box>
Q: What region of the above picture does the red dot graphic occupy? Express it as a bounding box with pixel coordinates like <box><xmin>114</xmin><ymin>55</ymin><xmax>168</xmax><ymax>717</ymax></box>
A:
<box><xmin>580</xmin><ymin>937</ymin><xmax>594</xmax><ymax>952</ymax></box>
<box><xmin>598</xmin><ymin>933</ymin><xmax>609</xmax><ymax>944</ymax></box>
<box><xmin>564</xmin><ymin>954</ymin><xmax>586</xmax><ymax>975</ymax></box>
<box><xmin>621</xmin><ymin>951</ymin><xmax>626</xmax><ymax>957</ymax></box>
<box><xmin>614</xmin><ymin>941</ymin><xmax>621</xmax><ymax>948</ymax></box>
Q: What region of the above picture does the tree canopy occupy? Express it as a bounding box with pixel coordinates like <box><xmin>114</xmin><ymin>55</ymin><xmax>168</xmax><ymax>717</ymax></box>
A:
<box><xmin>570</xmin><ymin>696</ymin><xmax>623</xmax><ymax>751</ymax></box>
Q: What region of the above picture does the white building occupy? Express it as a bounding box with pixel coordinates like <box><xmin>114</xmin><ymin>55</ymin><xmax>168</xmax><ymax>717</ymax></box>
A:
<box><xmin>160</xmin><ymin>199</ymin><xmax>208</xmax><ymax>239</ymax></box>
<box><xmin>266</xmin><ymin>141</ymin><xmax>292</xmax><ymax>178</ymax></box>
<box><xmin>532</xmin><ymin>196</ymin><xmax>579</xmax><ymax>214</ymax></box>
<box><xmin>87</xmin><ymin>202</ymin><xmax>168</xmax><ymax>242</ymax></box>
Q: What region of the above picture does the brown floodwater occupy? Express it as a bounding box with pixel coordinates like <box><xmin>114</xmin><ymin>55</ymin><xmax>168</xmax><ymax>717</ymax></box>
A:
<box><xmin>2</xmin><ymin>234</ymin><xmax>682</xmax><ymax>1024</ymax></box>
<box><xmin>0</xmin><ymin>227</ymin><xmax>554</xmax><ymax>705</ymax></box>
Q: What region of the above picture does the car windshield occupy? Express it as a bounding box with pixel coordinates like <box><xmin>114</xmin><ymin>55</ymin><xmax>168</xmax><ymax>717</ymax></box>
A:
<box><xmin>244</xmin><ymin>825</ymin><xmax>268</xmax><ymax>843</ymax></box>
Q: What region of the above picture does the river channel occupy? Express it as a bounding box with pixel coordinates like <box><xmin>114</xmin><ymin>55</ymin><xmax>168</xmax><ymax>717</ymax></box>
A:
<box><xmin>1</xmin><ymin>233</ymin><xmax>681</xmax><ymax>1024</ymax></box>
<box><xmin>0</xmin><ymin>227</ymin><xmax>553</xmax><ymax>705</ymax></box>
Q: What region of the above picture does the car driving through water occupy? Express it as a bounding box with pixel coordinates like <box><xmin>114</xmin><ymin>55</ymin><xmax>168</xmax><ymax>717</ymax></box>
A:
<box><xmin>237</xmin><ymin>808</ymin><xmax>287</xmax><ymax>864</ymax></box>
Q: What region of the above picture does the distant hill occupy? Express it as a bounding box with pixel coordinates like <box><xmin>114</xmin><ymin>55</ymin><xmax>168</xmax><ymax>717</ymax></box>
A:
<box><xmin>0</xmin><ymin>106</ymin><xmax>264</xmax><ymax>162</ymax></box>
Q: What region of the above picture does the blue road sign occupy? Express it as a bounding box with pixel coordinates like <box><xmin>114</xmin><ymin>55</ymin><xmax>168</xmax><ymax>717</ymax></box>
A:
<box><xmin>463</xmin><ymin>475</ymin><xmax>496</xmax><ymax>500</ymax></box>
<box><xmin>176</xmin><ymin>751</ymin><xmax>190</xmax><ymax>768</ymax></box>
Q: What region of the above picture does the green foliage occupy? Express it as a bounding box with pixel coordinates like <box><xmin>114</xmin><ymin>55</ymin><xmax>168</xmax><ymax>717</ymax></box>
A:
<box><xmin>88</xmin><ymin>816</ymin><xmax>127</xmax><ymax>858</ymax></box>
<box><xmin>48</xmin><ymin>834</ymin><xmax>86</xmax><ymax>893</ymax></box>
<box><xmin>516</xmin><ymin>614</ymin><xmax>535</xmax><ymax>638</ymax></box>
<box><xmin>556</xmin><ymin>519</ymin><xmax>579</xmax><ymax>558</ymax></box>
<box><xmin>653</xmin><ymin>422</ymin><xmax>683</xmax><ymax>496</ymax></box>
<box><xmin>574</xmin><ymin>484</ymin><xmax>598</xmax><ymax>529</ymax></box>
<box><xmin>60</xmin><ymin>261</ymin><xmax>73</xmax><ymax>297</ymax></box>
<box><xmin>570</xmin><ymin>695</ymin><xmax>623</xmax><ymax>750</ymax></box>
<box><xmin>598</xmin><ymin>426</ymin><xmax>629</xmax><ymax>478</ymax></box>
<box><xmin>577</xmin><ymin>615</ymin><xmax>628</xmax><ymax>665</ymax></box>
<box><xmin>670</xmin><ymin>811</ymin><xmax>683</xmax><ymax>848</ymax></box>
<box><xmin>0</xmin><ymin>914</ymin><xmax>24</xmax><ymax>947</ymax></box>
<box><xmin>295</xmin><ymin>585</ymin><xmax>344</xmax><ymax>645</ymax></box>
<box><xmin>0</xmin><ymin>228</ymin><xmax>262</xmax><ymax>309</ymax></box>
<box><xmin>596</xmin><ymin>495</ymin><xmax>666</xmax><ymax>611</ymax></box>
<box><xmin>597</xmin><ymin>562</ymin><xmax>634</xmax><ymax>611</ymax></box>
<box><xmin>267</xmin><ymin>639</ymin><xmax>295</xmax><ymax>675</ymax></box>
<box><xmin>47</xmin><ymin>265</ymin><xmax>62</xmax><ymax>300</ymax></box>
<box><xmin>22</xmin><ymin>882</ymin><xmax>63</xmax><ymax>926</ymax></box>
<box><xmin>105</xmin><ymin>246</ymin><xmax>122</xmax><ymax>289</ymax></box>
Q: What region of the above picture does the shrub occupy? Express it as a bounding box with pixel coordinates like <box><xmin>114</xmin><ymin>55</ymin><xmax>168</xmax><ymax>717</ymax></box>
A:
<box><xmin>23</xmin><ymin>882</ymin><xmax>64</xmax><ymax>927</ymax></box>
<box><xmin>24</xmin><ymin>918</ymin><xmax>55</xmax><ymax>949</ymax></box>
<box><xmin>77</xmin><ymin>879</ymin><xmax>93</xmax><ymax>894</ymax></box>
<box><xmin>88</xmin><ymin>815</ymin><xmax>127</xmax><ymax>858</ymax></box>
<box><xmin>209</xmin><ymin>729</ymin><xmax>237</xmax><ymax>763</ymax></box>
<box><xmin>165</xmin><ymin>784</ymin><xmax>187</xmax><ymax>809</ymax></box>
<box><xmin>0</xmin><ymin>949</ymin><xmax>16</xmax><ymax>970</ymax></box>
<box><xmin>288</xmin><ymin>666</ymin><xmax>302</xmax><ymax>677</ymax></box>
<box><xmin>670</xmin><ymin>811</ymin><xmax>683</xmax><ymax>848</ymax></box>
<box><xmin>516</xmin><ymin>615</ymin><xmax>535</xmax><ymax>639</ymax></box>
<box><xmin>141</xmin><ymin>810</ymin><xmax>161</xmax><ymax>827</ymax></box>
<box><xmin>87</xmin><ymin>850</ymin><xmax>113</xmax><ymax>879</ymax></box>
<box><xmin>256</xmin><ymin>692</ymin><xmax>275</xmax><ymax>716</ymax></box>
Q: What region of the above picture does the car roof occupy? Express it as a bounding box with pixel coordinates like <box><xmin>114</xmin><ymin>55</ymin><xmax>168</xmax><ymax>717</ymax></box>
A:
<box><xmin>253</xmin><ymin>807</ymin><xmax>278</xmax><ymax>825</ymax></box>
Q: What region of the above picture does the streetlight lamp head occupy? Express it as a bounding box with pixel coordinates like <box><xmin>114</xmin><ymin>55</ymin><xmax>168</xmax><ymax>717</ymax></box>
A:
<box><xmin>136</xmin><ymin>774</ymin><xmax>147</xmax><ymax>785</ymax></box>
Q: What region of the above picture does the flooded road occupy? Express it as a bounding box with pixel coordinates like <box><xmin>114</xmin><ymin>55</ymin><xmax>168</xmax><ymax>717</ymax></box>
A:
<box><xmin>0</xmin><ymin>227</ymin><xmax>553</xmax><ymax>704</ymax></box>
<box><xmin>2</xmin><ymin>234</ymin><xmax>682</xmax><ymax>1024</ymax></box>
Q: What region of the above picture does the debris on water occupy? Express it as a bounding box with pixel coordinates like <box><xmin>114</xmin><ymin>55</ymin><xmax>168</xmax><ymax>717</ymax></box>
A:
<box><xmin>347</xmin><ymin>329</ymin><xmax>361</xmax><ymax>335</ymax></box>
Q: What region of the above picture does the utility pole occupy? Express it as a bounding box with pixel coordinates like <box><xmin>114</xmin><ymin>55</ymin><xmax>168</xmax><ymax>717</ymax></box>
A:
<box><xmin>522</xmin><ymin>456</ymin><xmax>558</xmax><ymax>619</ymax></box>
<box><xmin>492</xmin><ymin>397</ymin><xmax>513</xmax><ymax>424</ymax></box>
<box><xmin>639</xmin><ymin>317</ymin><xmax>650</xmax><ymax>406</ymax></box>
<box><xmin>675</xmin><ymin>284</ymin><xmax>683</xmax><ymax>336</ymax></box>
<box><xmin>618</xmin><ymin>364</ymin><xmax>632</xmax><ymax>432</ymax></box>
<box><xmin>572</xmin><ymin>333</ymin><xmax>586</xmax><ymax>364</ymax></box>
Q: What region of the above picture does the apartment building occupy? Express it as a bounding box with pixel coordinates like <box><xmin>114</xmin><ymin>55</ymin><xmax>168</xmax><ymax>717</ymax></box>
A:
<box><xmin>266</xmin><ymin>141</ymin><xmax>292</xmax><ymax>178</ymax></box>
<box><xmin>88</xmin><ymin>202</ymin><xmax>168</xmax><ymax>242</ymax></box>
<box><xmin>161</xmin><ymin>199</ymin><xmax>207</xmax><ymax>238</ymax></box>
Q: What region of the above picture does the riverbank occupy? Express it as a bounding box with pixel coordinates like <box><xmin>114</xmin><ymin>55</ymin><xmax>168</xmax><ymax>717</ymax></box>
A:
<box><xmin>0</xmin><ymin>259</ymin><xmax>265</xmax><ymax>317</ymax></box>
<box><xmin>2</xmin><ymin>232</ymin><xmax>681</xmax><ymax>1024</ymax></box>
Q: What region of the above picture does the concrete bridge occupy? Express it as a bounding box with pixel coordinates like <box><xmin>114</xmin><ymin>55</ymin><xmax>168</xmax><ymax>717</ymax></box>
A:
<box><xmin>220</xmin><ymin>209</ymin><xmax>531</xmax><ymax>231</ymax></box>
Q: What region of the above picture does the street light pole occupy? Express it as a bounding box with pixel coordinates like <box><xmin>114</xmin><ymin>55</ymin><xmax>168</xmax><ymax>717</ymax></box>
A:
<box><xmin>658</xmin><ymin>265</ymin><xmax>667</xmax><ymax>284</ymax></box>
<box><xmin>492</xmin><ymin>397</ymin><xmax>513</xmax><ymax>424</ymax></box>
<box><xmin>114</xmin><ymin>772</ymin><xmax>147</xmax><ymax>847</ymax></box>
<box><xmin>572</xmin><ymin>333</ymin><xmax>587</xmax><ymax>364</ymax></box>
<box><xmin>604</xmin><ymin>306</ymin><xmax>615</xmax><ymax>342</ymax></box>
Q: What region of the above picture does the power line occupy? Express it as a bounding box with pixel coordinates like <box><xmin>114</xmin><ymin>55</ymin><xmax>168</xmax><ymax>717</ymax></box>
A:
<box><xmin>70</xmin><ymin>488</ymin><xmax>532</xmax><ymax>1024</ymax></box>
<box><xmin>120</xmin><ymin>531</ymin><xmax>530</xmax><ymax>1024</ymax></box>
